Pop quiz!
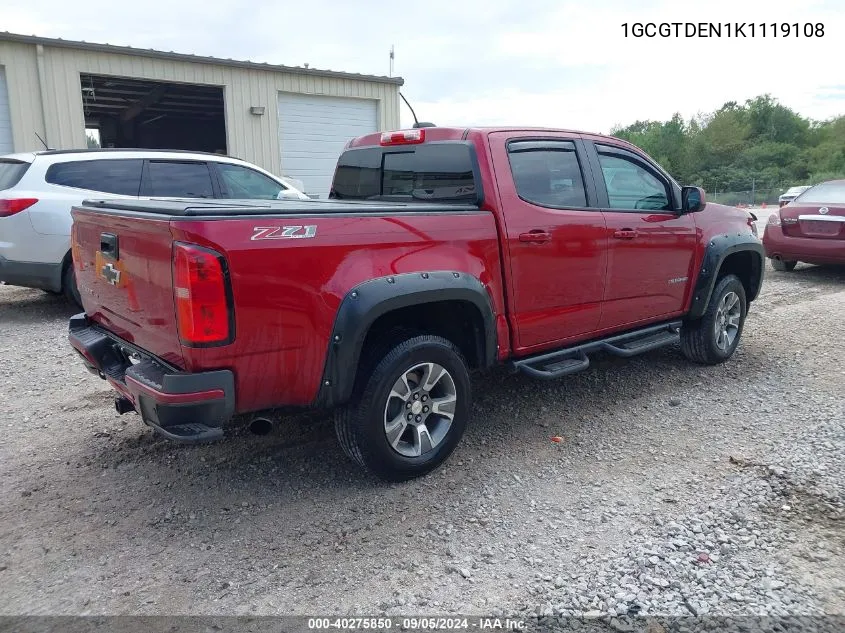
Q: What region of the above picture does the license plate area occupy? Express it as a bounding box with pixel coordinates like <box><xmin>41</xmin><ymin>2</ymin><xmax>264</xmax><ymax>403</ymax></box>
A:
<box><xmin>799</xmin><ymin>220</ymin><xmax>842</xmax><ymax>237</ymax></box>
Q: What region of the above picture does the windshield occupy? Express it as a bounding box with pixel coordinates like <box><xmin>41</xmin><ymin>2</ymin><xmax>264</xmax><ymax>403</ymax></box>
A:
<box><xmin>0</xmin><ymin>160</ymin><xmax>30</xmax><ymax>191</ymax></box>
<box><xmin>330</xmin><ymin>142</ymin><xmax>479</xmax><ymax>203</ymax></box>
<box><xmin>793</xmin><ymin>181</ymin><xmax>845</xmax><ymax>205</ymax></box>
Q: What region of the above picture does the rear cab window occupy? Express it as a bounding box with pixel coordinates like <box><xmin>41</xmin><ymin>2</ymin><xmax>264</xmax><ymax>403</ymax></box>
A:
<box><xmin>46</xmin><ymin>159</ymin><xmax>143</xmax><ymax>196</ymax></box>
<box><xmin>0</xmin><ymin>160</ymin><xmax>31</xmax><ymax>191</ymax></box>
<box><xmin>330</xmin><ymin>142</ymin><xmax>479</xmax><ymax>203</ymax></box>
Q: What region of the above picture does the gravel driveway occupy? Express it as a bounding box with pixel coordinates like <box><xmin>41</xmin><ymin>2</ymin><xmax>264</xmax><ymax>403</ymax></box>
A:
<box><xmin>0</xmin><ymin>264</ymin><xmax>843</xmax><ymax>626</ymax></box>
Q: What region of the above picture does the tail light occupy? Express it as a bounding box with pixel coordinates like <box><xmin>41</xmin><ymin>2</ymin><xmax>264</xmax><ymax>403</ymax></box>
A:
<box><xmin>747</xmin><ymin>215</ymin><xmax>758</xmax><ymax>237</ymax></box>
<box><xmin>173</xmin><ymin>242</ymin><xmax>234</xmax><ymax>346</ymax></box>
<box><xmin>0</xmin><ymin>198</ymin><xmax>38</xmax><ymax>218</ymax></box>
<box><xmin>380</xmin><ymin>129</ymin><xmax>425</xmax><ymax>146</ymax></box>
<box><xmin>70</xmin><ymin>222</ymin><xmax>82</xmax><ymax>272</ymax></box>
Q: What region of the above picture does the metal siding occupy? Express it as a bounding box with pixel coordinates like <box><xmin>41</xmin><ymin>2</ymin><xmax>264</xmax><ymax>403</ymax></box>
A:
<box><xmin>278</xmin><ymin>93</ymin><xmax>379</xmax><ymax>198</ymax></box>
<box><xmin>0</xmin><ymin>41</ymin><xmax>400</xmax><ymax>170</ymax></box>
<box><xmin>0</xmin><ymin>42</ymin><xmax>45</xmax><ymax>152</ymax></box>
<box><xmin>0</xmin><ymin>67</ymin><xmax>13</xmax><ymax>153</ymax></box>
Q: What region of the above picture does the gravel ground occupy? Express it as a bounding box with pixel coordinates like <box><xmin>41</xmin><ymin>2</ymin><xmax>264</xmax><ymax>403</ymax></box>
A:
<box><xmin>0</xmin><ymin>263</ymin><xmax>843</xmax><ymax>627</ymax></box>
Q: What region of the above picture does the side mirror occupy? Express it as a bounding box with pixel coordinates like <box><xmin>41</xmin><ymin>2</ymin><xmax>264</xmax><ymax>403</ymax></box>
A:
<box><xmin>682</xmin><ymin>186</ymin><xmax>706</xmax><ymax>213</ymax></box>
<box><xmin>277</xmin><ymin>189</ymin><xmax>304</xmax><ymax>200</ymax></box>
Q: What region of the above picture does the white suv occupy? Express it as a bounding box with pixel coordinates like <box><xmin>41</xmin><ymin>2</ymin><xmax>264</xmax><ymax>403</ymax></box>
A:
<box><xmin>0</xmin><ymin>149</ymin><xmax>310</xmax><ymax>305</ymax></box>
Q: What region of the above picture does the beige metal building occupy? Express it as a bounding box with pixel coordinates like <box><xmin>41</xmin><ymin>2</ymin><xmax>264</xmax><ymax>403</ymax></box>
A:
<box><xmin>0</xmin><ymin>32</ymin><xmax>403</xmax><ymax>197</ymax></box>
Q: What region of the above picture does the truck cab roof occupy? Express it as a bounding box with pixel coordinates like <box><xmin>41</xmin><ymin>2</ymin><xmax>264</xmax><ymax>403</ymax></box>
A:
<box><xmin>345</xmin><ymin>126</ymin><xmax>642</xmax><ymax>154</ymax></box>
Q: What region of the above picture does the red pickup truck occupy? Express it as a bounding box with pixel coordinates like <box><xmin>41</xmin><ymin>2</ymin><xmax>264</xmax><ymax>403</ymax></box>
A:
<box><xmin>69</xmin><ymin>126</ymin><xmax>764</xmax><ymax>481</ymax></box>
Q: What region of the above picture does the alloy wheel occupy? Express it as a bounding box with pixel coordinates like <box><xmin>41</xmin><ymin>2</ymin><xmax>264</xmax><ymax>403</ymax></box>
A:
<box><xmin>383</xmin><ymin>362</ymin><xmax>457</xmax><ymax>458</ymax></box>
<box><xmin>714</xmin><ymin>291</ymin><xmax>741</xmax><ymax>351</ymax></box>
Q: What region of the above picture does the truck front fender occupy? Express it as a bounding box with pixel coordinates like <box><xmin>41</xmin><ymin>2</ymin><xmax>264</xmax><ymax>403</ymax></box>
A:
<box><xmin>688</xmin><ymin>233</ymin><xmax>765</xmax><ymax>320</ymax></box>
<box><xmin>316</xmin><ymin>271</ymin><xmax>497</xmax><ymax>408</ymax></box>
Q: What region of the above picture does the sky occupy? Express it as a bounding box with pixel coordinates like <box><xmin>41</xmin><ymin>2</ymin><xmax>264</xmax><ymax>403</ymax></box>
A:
<box><xmin>4</xmin><ymin>0</ymin><xmax>844</xmax><ymax>133</ymax></box>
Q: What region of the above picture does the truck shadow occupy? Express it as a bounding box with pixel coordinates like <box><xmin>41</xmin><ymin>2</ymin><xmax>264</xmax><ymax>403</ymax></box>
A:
<box><xmin>0</xmin><ymin>332</ymin><xmax>785</xmax><ymax>604</ymax></box>
<box><xmin>79</xmin><ymin>341</ymin><xmax>769</xmax><ymax>532</ymax></box>
<box><xmin>0</xmin><ymin>285</ymin><xmax>78</xmax><ymax>325</ymax></box>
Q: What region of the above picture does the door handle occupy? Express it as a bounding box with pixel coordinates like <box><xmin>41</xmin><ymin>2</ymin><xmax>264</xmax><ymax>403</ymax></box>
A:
<box><xmin>100</xmin><ymin>232</ymin><xmax>119</xmax><ymax>259</ymax></box>
<box><xmin>613</xmin><ymin>229</ymin><xmax>637</xmax><ymax>240</ymax></box>
<box><xmin>519</xmin><ymin>230</ymin><xmax>552</xmax><ymax>243</ymax></box>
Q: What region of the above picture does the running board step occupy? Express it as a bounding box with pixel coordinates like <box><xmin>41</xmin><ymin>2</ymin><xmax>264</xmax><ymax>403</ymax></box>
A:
<box><xmin>536</xmin><ymin>353</ymin><xmax>590</xmax><ymax>377</ymax></box>
<box><xmin>511</xmin><ymin>321</ymin><xmax>682</xmax><ymax>380</ymax></box>
<box><xmin>150</xmin><ymin>422</ymin><xmax>224</xmax><ymax>444</ymax></box>
<box><xmin>602</xmin><ymin>329</ymin><xmax>680</xmax><ymax>357</ymax></box>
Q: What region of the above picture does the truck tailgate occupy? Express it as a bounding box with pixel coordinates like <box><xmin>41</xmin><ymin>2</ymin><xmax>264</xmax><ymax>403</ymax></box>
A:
<box><xmin>71</xmin><ymin>207</ymin><xmax>184</xmax><ymax>368</ymax></box>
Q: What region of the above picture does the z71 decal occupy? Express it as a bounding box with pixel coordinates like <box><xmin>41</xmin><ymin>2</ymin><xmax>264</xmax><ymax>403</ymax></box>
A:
<box><xmin>251</xmin><ymin>225</ymin><xmax>318</xmax><ymax>241</ymax></box>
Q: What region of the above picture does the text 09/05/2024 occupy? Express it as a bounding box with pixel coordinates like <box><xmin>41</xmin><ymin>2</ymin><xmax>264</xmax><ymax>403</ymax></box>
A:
<box><xmin>622</xmin><ymin>22</ymin><xmax>824</xmax><ymax>38</ymax></box>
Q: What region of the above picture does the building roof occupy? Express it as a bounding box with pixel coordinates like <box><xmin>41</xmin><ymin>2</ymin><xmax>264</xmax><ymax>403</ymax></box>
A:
<box><xmin>0</xmin><ymin>31</ymin><xmax>404</xmax><ymax>86</ymax></box>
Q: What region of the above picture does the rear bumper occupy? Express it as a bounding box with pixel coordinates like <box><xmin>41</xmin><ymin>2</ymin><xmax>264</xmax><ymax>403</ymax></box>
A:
<box><xmin>0</xmin><ymin>255</ymin><xmax>64</xmax><ymax>292</ymax></box>
<box><xmin>762</xmin><ymin>226</ymin><xmax>845</xmax><ymax>265</ymax></box>
<box><xmin>68</xmin><ymin>313</ymin><xmax>235</xmax><ymax>442</ymax></box>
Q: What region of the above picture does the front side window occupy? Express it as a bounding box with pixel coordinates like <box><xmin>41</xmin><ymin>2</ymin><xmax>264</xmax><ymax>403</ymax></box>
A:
<box><xmin>597</xmin><ymin>152</ymin><xmax>671</xmax><ymax>211</ymax></box>
<box><xmin>218</xmin><ymin>163</ymin><xmax>286</xmax><ymax>199</ymax></box>
<box><xmin>507</xmin><ymin>141</ymin><xmax>587</xmax><ymax>208</ymax></box>
<box><xmin>46</xmin><ymin>159</ymin><xmax>143</xmax><ymax>196</ymax></box>
<box><xmin>147</xmin><ymin>161</ymin><xmax>214</xmax><ymax>198</ymax></box>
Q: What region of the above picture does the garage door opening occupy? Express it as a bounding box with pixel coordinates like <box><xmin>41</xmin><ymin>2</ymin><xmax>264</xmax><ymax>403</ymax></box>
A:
<box><xmin>278</xmin><ymin>93</ymin><xmax>378</xmax><ymax>199</ymax></box>
<box><xmin>80</xmin><ymin>74</ymin><xmax>226</xmax><ymax>153</ymax></box>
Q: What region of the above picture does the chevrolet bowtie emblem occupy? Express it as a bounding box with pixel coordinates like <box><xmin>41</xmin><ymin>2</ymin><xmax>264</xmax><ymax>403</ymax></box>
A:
<box><xmin>101</xmin><ymin>262</ymin><xmax>121</xmax><ymax>286</ymax></box>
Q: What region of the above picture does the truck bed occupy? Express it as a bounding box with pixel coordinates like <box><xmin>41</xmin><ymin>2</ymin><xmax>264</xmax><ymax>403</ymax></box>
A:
<box><xmin>70</xmin><ymin>197</ymin><xmax>502</xmax><ymax>412</ymax></box>
<box><xmin>78</xmin><ymin>197</ymin><xmax>481</xmax><ymax>216</ymax></box>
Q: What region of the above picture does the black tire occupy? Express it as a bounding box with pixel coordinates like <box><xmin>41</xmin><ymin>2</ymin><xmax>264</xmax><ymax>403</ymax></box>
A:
<box><xmin>680</xmin><ymin>274</ymin><xmax>747</xmax><ymax>365</ymax></box>
<box><xmin>334</xmin><ymin>334</ymin><xmax>471</xmax><ymax>482</ymax></box>
<box><xmin>771</xmin><ymin>259</ymin><xmax>797</xmax><ymax>272</ymax></box>
<box><xmin>63</xmin><ymin>263</ymin><xmax>82</xmax><ymax>308</ymax></box>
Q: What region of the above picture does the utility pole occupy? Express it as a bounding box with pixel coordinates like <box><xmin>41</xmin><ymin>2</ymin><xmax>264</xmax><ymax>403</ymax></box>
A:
<box><xmin>751</xmin><ymin>178</ymin><xmax>756</xmax><ymax>207</ymax></box>
<box><xmin>389</xmin><ymin>45</ymin><xmax>394</xmax><ymax>77</ymax></box>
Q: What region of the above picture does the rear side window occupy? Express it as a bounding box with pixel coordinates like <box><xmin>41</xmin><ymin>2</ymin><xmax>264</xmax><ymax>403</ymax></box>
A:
<box><xmin>0</xmin><ymin>160</ymin><xmax>30</xmax><ymax>191</ymax></box>
<box><xmin>331</xmin><ymin>143</ymin><xmax>478</xmax><ymax>203</ymax></box>
<box><xmin>507</xmin><ymin>140</ymin><xmax>587</xmax><ymax>208</ymax></box>
<box><xmin>794</xmin><ymin>181</ymin><xmax>845</xmax><ymax>205</ymax></box>
<box><xmin>147</xmin><ymin>161</ymin><xmax>214</xmax><ymax>198</ymax></box>
<box><xmin>46</xmin><ymin>159</ymin><xmax>142</xmax><ymax>196</ymax></box>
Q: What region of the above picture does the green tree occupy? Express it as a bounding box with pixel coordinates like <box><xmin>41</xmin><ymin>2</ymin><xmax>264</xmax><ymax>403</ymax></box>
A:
<box><xmin>745</xmin><ymin>95</ymin><xmax>809</xmax><ymax>146</ymax></box>
<box><xmin>611</xmin><ymin>95</ymin><xmax>845</xmax><ymax>200</ymax></box>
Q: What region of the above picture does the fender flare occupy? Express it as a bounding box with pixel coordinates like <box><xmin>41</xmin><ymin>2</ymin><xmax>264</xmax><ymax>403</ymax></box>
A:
<box><xmin>316</xmin><ymin>271</ymin><xmax>497</xmax><ymax>408</ymax></box>
<box><xmin>688</xmin><ymin>234</ymin><xmax>765</xmax><ymax>320</ymax></box>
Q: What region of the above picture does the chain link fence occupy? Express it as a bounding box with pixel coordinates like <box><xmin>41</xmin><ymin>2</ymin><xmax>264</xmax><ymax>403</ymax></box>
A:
<box><xmin>709</xmin><ymin>184</ymin><xmax>788</xmax><ymax>208</ymax></box>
